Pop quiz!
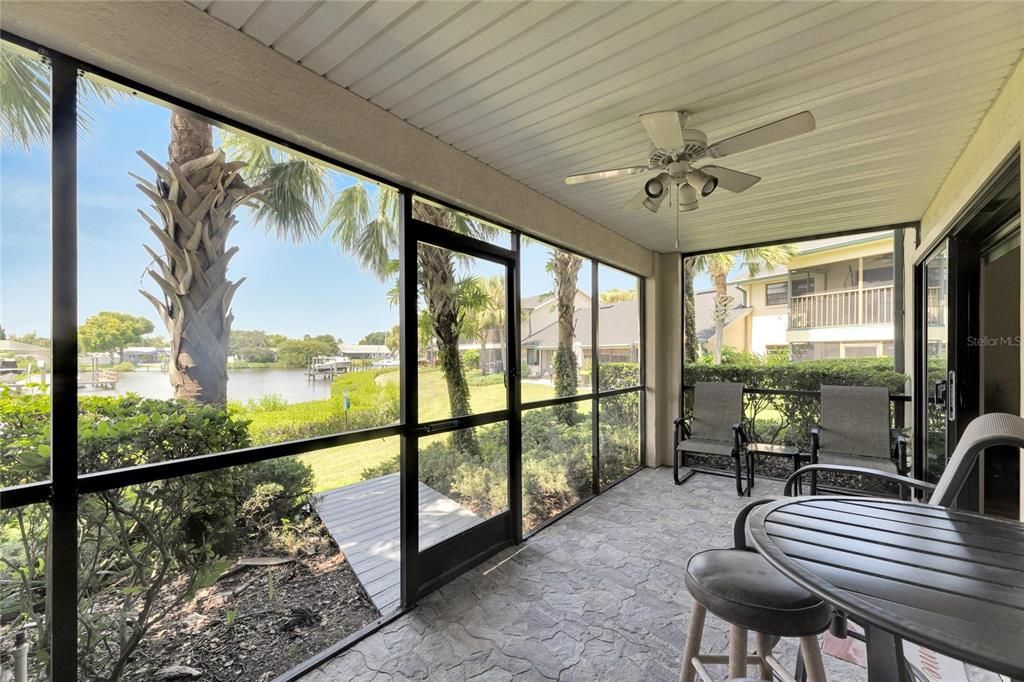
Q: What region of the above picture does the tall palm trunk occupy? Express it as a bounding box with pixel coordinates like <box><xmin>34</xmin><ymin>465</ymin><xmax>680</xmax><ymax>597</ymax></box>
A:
<box><xmin>138</xmin><ymin>113</ymin><xmax>258</xmax><ymax>404</ymax></box>
<box><xmin>550</xmin><ymin>251</ymin><xmax>582</xmax><ymax>424</ymax></box>
<box><xmin>683</xmin><ymin>258</ymin><xmax>697</xmax><ymax>363</ymax></box>
<box><xmin>414</xmin><ymin>204</ymin><xmax>477</xmax><ymax>455</ymax></box>
<box><xmin>712</xmin><ymin>270</ymin><xmax>732</xmax><ymax>365</ymax></box>
<box><xmin>478</xmin><ymin>332</ymin><xmax>488</xmax><ymax>375</ymax></box>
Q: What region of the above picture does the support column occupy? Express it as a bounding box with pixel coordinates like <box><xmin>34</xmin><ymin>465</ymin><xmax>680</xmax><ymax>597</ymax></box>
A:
<box><xmin>647</xmin><ymin>253</ymin><xmax>682</xmax><ymax>467</ymax></box>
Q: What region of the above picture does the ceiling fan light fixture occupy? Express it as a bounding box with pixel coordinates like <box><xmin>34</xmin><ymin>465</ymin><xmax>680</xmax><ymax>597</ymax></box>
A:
<box><xmin>686</xmin><ymin>169</ymin><xmax>717</xmax><ymax>197</ymax></box>
<box><xmin>644</xmin><ymin>172</ymin><xmax>671</xmax><ymax>198</ymax></box>
<box><xmin>678</xmin><ymin>184</ymin><xmax>698</xmax><ymax>212</ymax></box>
<box><xmin>642</xmin><ymin>194</ymin><xmax>665</xmax><ymax>213</ymax></box>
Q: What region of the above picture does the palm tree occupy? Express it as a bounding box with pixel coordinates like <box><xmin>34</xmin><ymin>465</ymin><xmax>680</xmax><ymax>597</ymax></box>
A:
<box><xmin>690</xmin><ymin>246</ymin><xmax>796</xmax><ymax>364</ymax></box>
<box><xmin>547</xmin><ymin>250</ymin><xmax>582</xmax><ymax>424</ymax></box>
<box><xmin>329</xmin><ymin>187</ymin><xmax>497</xmax><ymax>453</ymax></box>
<box><xmin>462</xmin><ymin>276</ymin><xmax>505</xmax><ymax>375</ymax></box>
<box><xmin>683</xmin><ymin>258</ymin><xmax>698</xmax><ymax>364</ymax></box>
<box><xmin>3</xmin><ymin>49</ymin><xmax>328</xmax><ymax>405</ymax></box>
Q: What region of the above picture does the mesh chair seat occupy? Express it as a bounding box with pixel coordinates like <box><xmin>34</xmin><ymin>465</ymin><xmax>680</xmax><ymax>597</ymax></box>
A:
<box><xmin>677</xmin><ymin>437</ymin><xmax>737</xmax><ymax>458</ymax></box>
<box><xmin>816</xmin><ymin>450</ymin><xmax>895</xmax><ymax>472</ymax></box>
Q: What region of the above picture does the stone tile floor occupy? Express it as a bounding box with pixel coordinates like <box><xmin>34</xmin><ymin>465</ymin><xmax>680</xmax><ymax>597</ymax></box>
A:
<box><xmin>303</xmin><ymin>469</ymin><xmax>994</xmax><ymax>681</ymax></box>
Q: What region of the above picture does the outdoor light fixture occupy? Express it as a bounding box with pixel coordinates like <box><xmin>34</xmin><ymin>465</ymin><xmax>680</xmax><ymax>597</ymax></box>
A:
<box><xmin>642</xmin><ymin>172</ymin><xmax>671</xmax><ymax>213</ymax></box>
<box><xmin>678</xmin><ymin>184</ymin><xmax>699</xmax><ymax>212</ymax></box>
<box><xmin>686</xmin><ymin>168</ymin><xmax>718</xmax><ymax>197</ymax></box>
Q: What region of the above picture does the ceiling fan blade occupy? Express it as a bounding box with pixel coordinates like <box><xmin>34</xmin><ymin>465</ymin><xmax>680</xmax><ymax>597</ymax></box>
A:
<box><xmin>565</xmin><ymin>166</ymin><xmax>649</xmax><ymax>185</ymax></box>
<box><xmin>622</xmin><ymin>187</ymin><xmax>649</xmax><ymax>211</ymax></box>
<box><xmin>639</xmin><ymin>111</ymin><xmax>687</xmax><ymax>150</ymax></box>
<box><xmin>707</xmin><ymin>111</ymin><xmax>815</xmax><ymax>158</ymax></box>
<box><xmin>700</xmin><ymin>165</ymin><xmax>761</xmax><ymax>193</ymax></box>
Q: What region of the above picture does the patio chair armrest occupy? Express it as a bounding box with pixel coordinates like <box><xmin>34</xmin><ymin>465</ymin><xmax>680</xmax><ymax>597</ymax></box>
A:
<box><xmin>733</xmin><ymin>497</ymin><xmax>781</xmax><ymax>550</ymax></box>
<box><xmin>784</xmin><ymin>464</ymin><xmax>937</xmax><ymax>497</ymax></box>
<box><xmin>892</xmin><ymin>433</ymin><xmax>910</xmax><ymax>474</ymax></box>
<box><xmin>733</xmin><ymin>421</ymin><xmax>750</xmax><ymax>444</ymax></box>
<box><xmin>810</xmin><ymin>424</ymin><xmax>822</xmax><ymax>461</ymax></box>
<box><xmin>674</xmin><ymin>417</ymin><xmax>690</xmax><ymax>442</ymax></box>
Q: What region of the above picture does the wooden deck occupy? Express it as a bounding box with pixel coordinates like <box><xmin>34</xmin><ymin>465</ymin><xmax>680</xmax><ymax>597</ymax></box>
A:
<box><xmin>313</xmin><ymin>474</ymin><xmax>480</xmax><ymax>614</ymax></box>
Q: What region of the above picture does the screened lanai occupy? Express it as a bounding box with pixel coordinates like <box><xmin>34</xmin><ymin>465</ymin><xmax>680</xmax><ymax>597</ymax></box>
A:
<box><xmin>0</xmin><ymin>2</ymin><xmax>1022</xmax><ymax>681</ymax></box>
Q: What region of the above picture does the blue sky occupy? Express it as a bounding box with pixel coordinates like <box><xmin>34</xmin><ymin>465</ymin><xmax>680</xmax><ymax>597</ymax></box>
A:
<box><xmin>1</xmin><ymin>85</ymin><xmax>639</xmax><ymax>342</ymax></box>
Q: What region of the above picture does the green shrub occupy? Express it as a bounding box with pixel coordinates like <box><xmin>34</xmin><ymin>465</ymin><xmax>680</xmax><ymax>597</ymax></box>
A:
<box><xmin>238</xmin><ymin>370</ymin><xmax>400</xmax><ymax>444</ymax></box>
<box><xmin>0</xmin><ymin>391</ymin><xmax>313</xmax><ymax>679</ymax></box>
<box><xmin>598</xmin><ymin>362</ymin><xmax>640</xmax><ymax>391</ymax></box>
<box><xmin>462</xmin><ymin>349</ymin><xmax>479</xmax><ymax>369</ymax></box>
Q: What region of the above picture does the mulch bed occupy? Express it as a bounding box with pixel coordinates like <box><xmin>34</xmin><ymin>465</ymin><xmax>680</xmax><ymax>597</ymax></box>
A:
<box><xmin>118</xmin><ymin>531</ymin><xmax>380</xmax><ymax>681</ymax></box>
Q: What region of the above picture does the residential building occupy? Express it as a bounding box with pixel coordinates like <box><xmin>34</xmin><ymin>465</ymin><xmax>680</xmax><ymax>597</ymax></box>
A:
<box><xmin>702</xmin><ymin>233</ymin><xmax>897</xmax><ymax>360</ymax></box>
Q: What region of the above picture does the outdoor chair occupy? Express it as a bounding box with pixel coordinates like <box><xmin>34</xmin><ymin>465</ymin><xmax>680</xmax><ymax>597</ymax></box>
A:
<box><xmin>674</xmin><ymin>382</ymin><xmax>751</xmax><ymax>496</ymax></box>
<box><xmin>790</xmin><ymin>411</ymin><xmax>1024</xmax><ymax>507</ymax></box>
<box><xmin>808</xmin><ymin>385</ymin><xmax>907</xmax><ymax>495</ymax></box>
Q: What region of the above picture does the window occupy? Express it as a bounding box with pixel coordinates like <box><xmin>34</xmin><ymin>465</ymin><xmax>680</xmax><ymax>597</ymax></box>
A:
<box><xmin>1</xmin><ymin>44</ymin><xmax>50</xmax><ymax>485</ymax></box>
<box><xmin>519</xmin><ymin>236</ymin><xmax>592</xmax><ymax>396</ymax></box>
<box><xmin>598</xmin><ymin>264</ymin><xmax>640</xmax><ymax>390</ymax></box>
<box><xmin>765</xmin><ymin>282</ymin><xmax>788</xmax><ymax>306</ymax></box>
<box><xmin>790</xmin><ymin>273</ymin><xmax>815</xmax><ymax>296</ymax></box>
<box><xmin>76</xmin><ymin>72</ymin><xmax>400</xmax><ymax>473</ymax></box>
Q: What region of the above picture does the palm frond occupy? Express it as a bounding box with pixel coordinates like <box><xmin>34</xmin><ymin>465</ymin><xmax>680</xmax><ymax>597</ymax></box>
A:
<box><xmin>1</xmin><ymin>48</ymin><xmax>50</xmax><ymax>152</ymax></box>
<box><xmin>325</xmin><ymin>182</ymin><xmax>399</xmax><ymax>281</ymax></box>
<box><xmin>221</xmin><ymin>133</ymin><xmax>329</xmax><ymax>242</ymax></box>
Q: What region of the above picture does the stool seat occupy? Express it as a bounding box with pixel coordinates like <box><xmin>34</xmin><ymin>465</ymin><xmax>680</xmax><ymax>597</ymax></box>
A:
<box><xmin>685</xmin><ymin>549</ymin><xmax>831</xmax><ymax>638</ymax></box>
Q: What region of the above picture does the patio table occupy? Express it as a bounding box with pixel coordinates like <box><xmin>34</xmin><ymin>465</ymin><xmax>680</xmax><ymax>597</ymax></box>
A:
<box><xmin>746</xmin><ymin>496</ymin><xmax>1024</xmax><ymax>682</ymax></box>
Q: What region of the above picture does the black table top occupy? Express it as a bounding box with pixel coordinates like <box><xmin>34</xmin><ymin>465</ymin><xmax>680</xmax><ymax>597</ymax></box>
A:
<box><xmin>747</xmin><ymin>497</ymin><xmax>1024</xmax><ymax>679</ymax></box>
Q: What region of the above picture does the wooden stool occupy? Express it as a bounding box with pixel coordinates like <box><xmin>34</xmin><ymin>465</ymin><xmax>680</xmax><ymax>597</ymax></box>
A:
<box><xmin>680</xmin><ymin>549</ymin><xmax>831</xmax><ymax>682</ymax></box>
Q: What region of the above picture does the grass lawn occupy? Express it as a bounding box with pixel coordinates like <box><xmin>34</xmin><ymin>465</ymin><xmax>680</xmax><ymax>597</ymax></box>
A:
<box><xmin>300</xmin><ymin>368</ymin><xmax>563</xmax><ymax>492</ymax></box>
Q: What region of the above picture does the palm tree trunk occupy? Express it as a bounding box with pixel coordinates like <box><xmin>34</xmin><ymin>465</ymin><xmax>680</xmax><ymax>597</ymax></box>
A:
<box><xmin>137</xmin><ymin>113</ymin><xmax>258</xmax><ymax>404</ymax></box>
<box><xmin>418</xmin><ymin>241</ymin><xmax>478</xmax><ymax>454</ymax></box>
<box><xmin>683</xmin><ymin>259</ymin><xmax>697</xmax><ymax>363</ymax></box>
<box><xmin>550</xmin><ymin>251</ymin><xmax>582</xmax><ymax>424</ymax></box>
<box><xmin>712</xmin><ymin>271</ymin><xmax>730</xmax><ymax>366</ymax></box>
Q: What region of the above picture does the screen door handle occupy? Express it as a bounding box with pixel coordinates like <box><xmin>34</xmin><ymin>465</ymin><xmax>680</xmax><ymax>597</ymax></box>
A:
<box><xmin>947</xmin><ymin>370</ymin><xmax>956</xmax><ymax>423</ymax></box>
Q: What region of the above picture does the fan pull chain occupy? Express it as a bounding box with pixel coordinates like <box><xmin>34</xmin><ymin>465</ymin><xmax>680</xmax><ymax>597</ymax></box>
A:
<box><xmin>675</xmin><ymin>184</ymin><xmax>681</xmax><ymax>250</ymax></box>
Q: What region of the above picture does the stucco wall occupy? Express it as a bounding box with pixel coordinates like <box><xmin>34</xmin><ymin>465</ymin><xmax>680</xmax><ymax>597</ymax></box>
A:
<box><xmin>2</xmin><ymin>1</ymin><xmax>653</xmax><ymax>278</ymax></box>
<box><xmin>650</xmin><ymin>254</ymin><xmax>680</xmax><ymax>467</ymax></box>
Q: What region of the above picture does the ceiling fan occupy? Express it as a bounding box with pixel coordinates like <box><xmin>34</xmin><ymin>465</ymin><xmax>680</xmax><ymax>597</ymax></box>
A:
<box><xmin>564</xmin><ymin>110</ymin><xmax>815</xmax><ymax>214</ymax></box>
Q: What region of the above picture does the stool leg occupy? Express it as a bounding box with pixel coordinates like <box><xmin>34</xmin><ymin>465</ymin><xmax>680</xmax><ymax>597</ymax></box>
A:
<box><xmin>728</xmin><ymin>624</ymin><xmax>748</xmax><ymax>679</ymax></box>
<box><xmin>798</xmin><ymin>635</ymin><xmax>827</xmax><ymax>682</ymax></box>
<box><xmin>679</xmin><ymin>601</ymin><xmax>706</xmax><ymax>682</ymax></box>
<box><xmin>755</xmin><ymin>632</ymin><xmax>773</xmax><ymax>680</ymax></box>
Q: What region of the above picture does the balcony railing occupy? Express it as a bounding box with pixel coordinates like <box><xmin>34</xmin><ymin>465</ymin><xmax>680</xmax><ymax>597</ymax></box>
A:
<box><xmin>789</xmin><ymin>284</ymin><xmax>894</xmax><ymax>329</ymax></box>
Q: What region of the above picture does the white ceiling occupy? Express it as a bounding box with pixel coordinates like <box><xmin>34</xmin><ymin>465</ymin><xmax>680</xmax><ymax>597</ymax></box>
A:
<box><xmin>188</xmin><ymin>0</ymin><xmax>1024</xmax><ymax>253</ymax></box>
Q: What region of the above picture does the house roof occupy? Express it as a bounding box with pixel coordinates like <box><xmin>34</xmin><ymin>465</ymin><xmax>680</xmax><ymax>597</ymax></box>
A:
<box><xmin>725</xmin><ymin>231</ymin><xmax>894</xmax><ymax>285</ymax></box>
<box><xmin>522</xmin><ymin>298</ymin><xmax>639</xmax><ymax>349</ymax></box>
<box><xmin>521</xmin><ymin>288</ymin><xmax>591</xmax><ymax>312</ymax></box>
<box><xmin>693</xmin><ymin>285</ymin><xmax>749</xmax><ymax>343</ymax></box>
